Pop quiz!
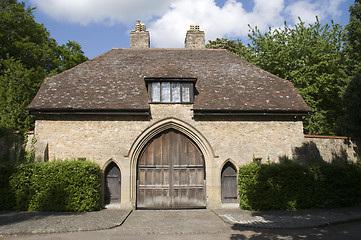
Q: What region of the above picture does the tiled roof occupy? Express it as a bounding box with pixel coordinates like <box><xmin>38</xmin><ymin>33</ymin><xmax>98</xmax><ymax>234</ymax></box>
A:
<box><xmin>28</xmin><ymin>48</ymin><xmax>310</xmax><ymax>115</ymax></box>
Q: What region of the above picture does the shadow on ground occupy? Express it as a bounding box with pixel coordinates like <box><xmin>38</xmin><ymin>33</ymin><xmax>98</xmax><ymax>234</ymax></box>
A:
<box><xmin>229</xmin><ymin>220</ymin><xmax>361</xmax><ymax>240</ymax></box>
<box><xmin>0</xmin><ymin>211</ymin><xmax>79</xmax><ymax>226</ymax></box>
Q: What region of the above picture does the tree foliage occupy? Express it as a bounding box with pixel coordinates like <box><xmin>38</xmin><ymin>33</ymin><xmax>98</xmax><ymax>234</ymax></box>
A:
<box><xmin>0</xmin><ymin>58</ymin><xmax>43</xmax><ymax>130</ymax></box>
<box><xmin>51</xmin><ymin>40</ymin><xmax>89</xmax><ymax>76</ymax></box>
<box><xmin>206</xmin><ymin>38</ymin><xmax>253</xmax><ymax>61</ymax></box>
<box><xmin>247</xmin><ymin>18</ymin><xmax>347</xmax><ymax>135</ymax></box>
<box><xmin>0</xmin><ymin>0</ymin><xmax>58</xmax><ymax>73</ymax></box>
<box><xmin>208</xmin><ymin>19</ymin><xmax>348</xmax><ymax>135</ymax></box>
<box><xmin>341</xmin><ymin>0</ymin><xmax>361</xmax><ymax>137</ymax></box>
<box><xmin>0</xmin><ymin>0</ymin><xmax>88</xmax><ymax>132</ymax></box>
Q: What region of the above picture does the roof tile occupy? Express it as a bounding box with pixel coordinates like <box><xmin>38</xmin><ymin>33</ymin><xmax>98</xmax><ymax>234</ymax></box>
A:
<box><xmin>28</xmin><ymin>48</ymin><xmax>310</xmax><ymax>114</ymax></box>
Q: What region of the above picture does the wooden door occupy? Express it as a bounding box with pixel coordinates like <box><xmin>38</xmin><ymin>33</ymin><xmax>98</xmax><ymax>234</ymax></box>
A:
<box><xmin>221</xmin><ymin>162</ymin><xmax>238</xmax><ymax>203</ymax></box>
<box><xmin>137</xmin><ymin>129</ymin><xmax>206</xmax><ymax>209</ymax></box>
<box><xmin>105</xmin><ymin>162</ymin><xmax>121</xmax><ymax>204</ymax></box>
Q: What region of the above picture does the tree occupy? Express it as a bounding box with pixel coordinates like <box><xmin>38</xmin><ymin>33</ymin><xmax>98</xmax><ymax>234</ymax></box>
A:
<box><xmin>0</xmin><ymin>0</ymin><xmax>58</xmax><ymax>73</ymax></box>
<box><xmin>206</xmin><ymin>38</ymin><xmax>253</xmax><ymax>61</ymax></box>
<box><xmin>0</xmin><ymin>58</ymin><xmax>43</xmax><ymax>130</ymax></box>
<box><xmin>246</xmin><ymin>18</ymin><xmax>347</xmax><ymax>135</ymax></box>
<box><xmin>0</xmin><ymin>0</ymin><xmax>88</xmax><ymax>131</ymax></box>
<box><xmin>51</xmin><ymin>41</ymin><xmax>89</xmax><ymax>76</ymax></box>
<box><xmin>341</xmin><ymin>0</ymin><xmax>361</xmax><ymax>137</ymax></box>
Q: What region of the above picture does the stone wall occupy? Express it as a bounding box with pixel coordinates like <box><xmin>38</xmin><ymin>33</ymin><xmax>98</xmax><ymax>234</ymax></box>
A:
<box><xmin>33</xmin><ymin>104</ymin><xmax>306</xmax><ymax>209</ymax></box>
<box><xmin>28</xmin><ymin>106</ymin><xmax>361</xmax><ymax>209</ymax></box>
<box><xmin>34</xmin><ymin>105</ymin><xmax>305</xmax><ymax>165</ymax></box>
<box><xmin>295</xmin><ymin>135</ymin><xmax>360</xmax><ymax>164</ymax></box>
<box><xmin>0</xmin><ymin>132</ymin><xmax>23</xmax><ymax>164</ymax></box>
<box><xmin>0</xmin><ymin>131</ymin><xmax>35</xmax><ymax>164</ymax></box>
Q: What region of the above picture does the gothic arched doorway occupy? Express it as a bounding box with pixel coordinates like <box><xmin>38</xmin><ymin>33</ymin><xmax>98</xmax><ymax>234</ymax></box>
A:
<box><xmin>104</xmin><ymin>162</ymin><xmax>121</xmax><ymax>205</ymax></box>
<box><xmin>221</xmin><ymin>162</ymin><xmax>238</xmax><ymax>203</ymax></box>
<box><xmin>137</xmin><ymin>129</ymin><xmax>206</xmax><ymax>209</ymax></box>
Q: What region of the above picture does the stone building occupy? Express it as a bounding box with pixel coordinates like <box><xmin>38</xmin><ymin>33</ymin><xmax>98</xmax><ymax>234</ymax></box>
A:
<box><xmin>28</xmin><ymin>22</ymin><xmax>310</xmax><ymax>209</ymax></box>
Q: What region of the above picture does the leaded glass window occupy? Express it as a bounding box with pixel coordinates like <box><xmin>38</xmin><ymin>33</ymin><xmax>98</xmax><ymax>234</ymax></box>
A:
<box><xmin>151</xmin><ymin>82</ymin><xmax>160</xmax><ymax>102</ymax></box>
<box><xmin>182</xmin><ymin>83</ymin><xmax>191</xmax><ymax>103</ymax></box>
<box><xmin>149</xmin><ymin>81</ymin><xmax>194</xmax><ymax>103</ymax></box>
<box><xmin>172</xmin><ymin>83</ymin><xmax>181</xmax><ymax>103</ymax></box>
<box><xmin>161</xmin><ymin>82</ymin><xmax>171</xmax><ymax>102</ymax></box>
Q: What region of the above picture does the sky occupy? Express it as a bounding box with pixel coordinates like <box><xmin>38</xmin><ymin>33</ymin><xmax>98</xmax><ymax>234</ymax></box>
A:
<box><xmin>27</xmin><ymin>0</ymin><xmax>355</xmax><ymax>59</ymax></box>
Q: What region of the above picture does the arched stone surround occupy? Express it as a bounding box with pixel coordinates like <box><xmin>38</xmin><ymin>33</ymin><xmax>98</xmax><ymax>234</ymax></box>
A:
<box><xmin>127</xmin><ymin>117</ymin><xmax>219</xmax><ymax>208</ymax></box>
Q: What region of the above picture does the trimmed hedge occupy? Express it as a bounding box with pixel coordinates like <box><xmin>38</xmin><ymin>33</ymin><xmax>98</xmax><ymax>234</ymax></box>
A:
<box><xmin>238</xmin><ymin>161</ymin><xmax>361</xmax><ymax>211</ymax></box>
<box><xmin>1</xmin><ymin>160</ymin><xmax>101</xmax><ymax>212</ymax></box>
<box><xmin>0</xmin><ymin>164</ymin><xmax>16</xmax><ymax>210</ymax></box>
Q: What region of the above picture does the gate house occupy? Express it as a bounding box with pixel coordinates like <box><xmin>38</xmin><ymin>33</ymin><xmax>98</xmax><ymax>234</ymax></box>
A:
<box><xmin>28</xmin><ymin>22</ymin><xmax>310</xmax><ymax>209</ymax></box>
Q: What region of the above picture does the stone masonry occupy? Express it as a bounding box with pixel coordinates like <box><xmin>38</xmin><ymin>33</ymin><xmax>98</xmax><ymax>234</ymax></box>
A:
<box><xmin>130</xmin><ymin>20</ymin><xmax>150</xmax><ymax>48</ymax></box>
<box><xmin>185</xmin><ymin>25</ymin><xmax>205</xmax><ymax>49</ymax></box>
<box><xmin>34</xmin><ymin>104</ymin><xmax>305</xmax><ymax>209</ymax></box>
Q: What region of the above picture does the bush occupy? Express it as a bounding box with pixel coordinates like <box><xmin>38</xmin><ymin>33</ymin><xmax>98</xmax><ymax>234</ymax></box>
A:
<box><xmin>0</xmin><ymin>164</ymin><xmax>16</xmax><ymax>210</ymax></box>
<box><xmin>238</xmin><ymin>161</ymin><xmax>361</xmax><ymax>211</ymax></box>
<box><xmin>5</xmin><ymin>160</ymin><xmax>101</xmax><ymax>212</ymax></box>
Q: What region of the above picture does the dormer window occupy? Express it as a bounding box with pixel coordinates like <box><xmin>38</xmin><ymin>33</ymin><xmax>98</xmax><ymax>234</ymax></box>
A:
<box><xmin>147</xmin><ymin>80</ymin><xmax>195</xmax><ymax>103</ymax></box>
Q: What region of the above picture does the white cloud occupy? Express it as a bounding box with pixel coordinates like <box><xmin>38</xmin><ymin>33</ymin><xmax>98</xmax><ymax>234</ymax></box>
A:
<box><xmin>31</xmin><ymin>0</ymin><xmax>348</xmax><ymax>47</ymax></box>
<box><xmin>285</xmin><ymin>0</ymin><xmax>347</xmax><ymax>24</ymax></box>
<box><xmin>148</xmin><ymin>0</ymin><xmax>248</xmax><ymax>48</ymax></box>
<box><xmin>326</xmin><ymin>0</ymin><xmax>347</xmax><ymax>17</ymax></box>
<box><xmin>285</xmin><ymin>1</ymin><xmax>324</xmax><ymax>23</ymax></box>
<box><xmin>30</xmin><ymin>0</ymin><xmax>171</xmax><ymax>25</ymax></box>
<box><xmin>149</xmin><ymin>0</ymin><xmax>286</xmax><ymax>48</ymax></box>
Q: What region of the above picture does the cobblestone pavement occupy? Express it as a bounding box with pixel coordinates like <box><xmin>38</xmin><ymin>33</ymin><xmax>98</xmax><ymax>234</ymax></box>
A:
<box><xmin>0</xmin><ymin>209</ymin><xmax>131</xmax><ymax>235</ymax></box>
<box><xmin>1</xmin><ymin>206</ymin><xmax>361</xmax><ymax>237</ymax></box>
<box><xmin>214</xmin><ymin>206</ymin><xmax>361</xmax><ymax>229</ymax></box>
<box><xmin>110</xmin><ymin>209</ymin><xmax>231</xmax><ymax>235</ymax></box>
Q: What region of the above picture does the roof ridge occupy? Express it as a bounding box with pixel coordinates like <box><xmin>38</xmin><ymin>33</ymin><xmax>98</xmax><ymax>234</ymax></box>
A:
<box><xmin>111</xmin><ymin>47</ymin><xmax>227</xmax><ymax>51</ymax></box>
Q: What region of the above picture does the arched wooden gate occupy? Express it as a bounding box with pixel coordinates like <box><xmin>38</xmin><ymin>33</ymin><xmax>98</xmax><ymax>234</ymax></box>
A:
<box><xmin>221</xmin><ymin>162</ymin><xmax>238</xmax><ymax>203</ymax></box>
<box><xmin>104</xmin><ymin>162</ymin><xmax>121</xmax><ymax>204</ymax></box>
<box><xmin>137</xmin><ymin>129</ymin><xmax>206</xmax><ymax>209</ymax></box>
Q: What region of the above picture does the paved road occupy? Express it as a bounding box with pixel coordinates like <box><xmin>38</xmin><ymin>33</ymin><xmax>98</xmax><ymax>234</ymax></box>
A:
<box><xmin>2</xmin><ymin>210</ymin><xmax>361</xmax><ymax>240</ymax></box>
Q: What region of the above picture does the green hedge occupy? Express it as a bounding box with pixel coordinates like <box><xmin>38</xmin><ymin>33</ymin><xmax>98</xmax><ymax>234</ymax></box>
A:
<box><xmin>0</xmin><ymin>164</ymin><xmax>16</xmax><ymax>210</ymax></box>
<box><xmin>1</xmin><ymin>160</ymin><xmax>101</xmax><ymax>212</ymax></box>
<box><xmin>238</xmin><ymin>161</ymin><xmax>361</xmax><ymax>211</ymax></box>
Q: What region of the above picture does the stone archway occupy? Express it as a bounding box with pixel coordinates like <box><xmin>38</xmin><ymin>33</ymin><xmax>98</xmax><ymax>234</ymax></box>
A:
<box><xmin>137</xmin><ymin>129</ymin><xmax>206</xmax><ymax>209</ymax></box>
<box><xmin>128</xmin><ymin>118</ymin><xmax>217</xmax><ymax>209</ymax></box>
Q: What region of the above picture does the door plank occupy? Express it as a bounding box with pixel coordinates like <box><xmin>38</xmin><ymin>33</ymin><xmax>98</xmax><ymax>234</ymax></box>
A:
<box><xmin>137</xmin><ymin>130</ymin><xmax>206</xmax><ymax>209</ymax></box>
<box><xmin>105</xmin><ymin>163</ymin><xmax>121</xmax><ymax>204</ymax></box>
<box><xmin>221</xmin><ymin>163</ymin><xmax>238</xmax><ymax>203</ymax></box>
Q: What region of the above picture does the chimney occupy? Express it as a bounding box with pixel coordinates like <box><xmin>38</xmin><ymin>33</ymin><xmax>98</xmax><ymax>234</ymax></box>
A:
<box><xmin>130</xmin><ymin>20</ymin><xmax>150</xmax><ymax>48</ymax></box>
<box><xmin>185</xmin><ymin>25</ymin><xmax>205</xmax><ymax>49</ymax></box>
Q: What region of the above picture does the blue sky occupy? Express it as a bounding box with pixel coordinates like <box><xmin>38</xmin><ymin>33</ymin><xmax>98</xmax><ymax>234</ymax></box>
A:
<box><xmin>27</xmin><ymin>0</ymin><xmax>355</xmax><ymax>59</ymax></box>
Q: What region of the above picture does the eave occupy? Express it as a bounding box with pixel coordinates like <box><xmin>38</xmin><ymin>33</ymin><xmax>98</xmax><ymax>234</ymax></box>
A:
<box><xmin>192</xmin><ymin>109</ymin><xmax>309</xmax><ymax>117</ymax></box>
<box><xmin>28</xmin><ymin>108</ymin><xmax>150</xmax><ymax>116</ymax></box>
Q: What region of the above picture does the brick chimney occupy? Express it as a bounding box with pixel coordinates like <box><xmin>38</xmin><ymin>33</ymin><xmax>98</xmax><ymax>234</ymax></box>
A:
<box><xmin>185</xmin><ymin>25</ymin><xmax>205</xmax><ymax>49</ymax></box>
<box><xmin>130</xmin><ymin>20</ymin><xmax>150</xmax><ymax>48</ymax></box>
